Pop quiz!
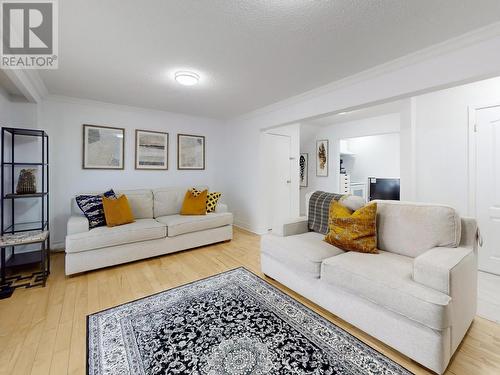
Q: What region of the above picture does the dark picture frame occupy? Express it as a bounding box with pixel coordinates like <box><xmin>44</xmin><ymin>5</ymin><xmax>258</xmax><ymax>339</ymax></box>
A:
<box><xmin>177</xmin><ymin>134</ymin><xmax>205</xmax><ymax>170</ymax></box>
<box><xmin>82</xmin><ymin>124</ymin><xmax>125</xmax><ymax>169</ymax></box>
<box><xmin>135</xmin><ymin>129</ymin><xmax>169</xmax><ymax>170</ymax></box>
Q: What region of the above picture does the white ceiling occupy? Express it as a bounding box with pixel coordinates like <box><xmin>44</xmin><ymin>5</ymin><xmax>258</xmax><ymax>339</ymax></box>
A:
<box><xmin>37</xmin><ymin>0</ymin><xmax>500</xmax><ymax>119</ymax></box>
<box><xmin>0</xmin><ymin>70</ymin><xmax>24</xmax><ymax>98</ymax></box>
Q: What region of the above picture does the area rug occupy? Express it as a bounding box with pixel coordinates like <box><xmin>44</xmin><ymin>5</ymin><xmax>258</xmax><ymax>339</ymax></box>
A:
<box><xmin>87</xmin><ymin>267</ymin><xmax>412</xmax><ymax>375</ymax></box>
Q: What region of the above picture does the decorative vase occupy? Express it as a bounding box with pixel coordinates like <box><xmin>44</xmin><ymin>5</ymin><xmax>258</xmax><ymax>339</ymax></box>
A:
<box><xmin>16</xmin><ymin>169</ymin><xmax>37</xmax><ymax>194</ymax></box>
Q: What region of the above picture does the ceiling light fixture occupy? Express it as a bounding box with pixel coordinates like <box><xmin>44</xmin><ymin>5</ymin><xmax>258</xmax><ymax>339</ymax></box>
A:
<box><xmin>338</xmin><ymin>111</ymin><xmax>349</xmax><ymax>115</ymax></box>
<box><xmin>175</xmin><ymin>71</ymin><xmax>200</xmax><ymax>86</ymax></box>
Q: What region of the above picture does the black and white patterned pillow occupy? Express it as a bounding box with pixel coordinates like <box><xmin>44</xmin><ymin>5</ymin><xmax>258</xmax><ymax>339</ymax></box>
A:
<box><xmin>76</xmin><ymin>189</ymin><xmax>116</xmax><ymax>229</ymax></box>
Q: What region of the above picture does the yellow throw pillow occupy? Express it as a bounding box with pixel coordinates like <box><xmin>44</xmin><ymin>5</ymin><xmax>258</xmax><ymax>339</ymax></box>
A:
<box><xmin>191</xmin><ymin>188</ymin><xmax>222</xmax><ymax>213</ymax></box>
<box><xmin>102</xmin><ymin>194</ymin><xmax>135</xmax><ymax>227</ymax></box>
<box><xmin>324</xmin><ymin>201</ymin><xmax>378</xmax><ymax>254</ymax></box>
<box><xmin>181</xmin><ymin>189</ymin><xmax>208</xmax><ymax>215</ymax></box>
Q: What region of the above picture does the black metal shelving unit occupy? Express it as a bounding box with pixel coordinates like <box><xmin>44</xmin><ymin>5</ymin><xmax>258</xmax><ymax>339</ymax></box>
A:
<box><xmin>0</xmin><ymin>127</ymin><xmax>50</xmax><ymax>298</ymax></box>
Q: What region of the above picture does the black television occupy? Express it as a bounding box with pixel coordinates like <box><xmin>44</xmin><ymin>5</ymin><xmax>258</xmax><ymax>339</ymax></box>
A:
<box><xmin>368</xmin><ymin>177</ymin><xmax>400</xmax><ymax>201</ymax></box>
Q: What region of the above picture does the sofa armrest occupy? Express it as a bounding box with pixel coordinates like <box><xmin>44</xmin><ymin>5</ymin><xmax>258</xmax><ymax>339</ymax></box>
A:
<box><xmin>273</xmin><ymin>216</ymin><xmax>309</xmax><ymax>236</ymax></box>
<box><xmin>459</xmin><ymin>217</ymin><xmax>481</xmax><ymax>249</ymax></box>
<box><xmin>413</xmin><ymin>246</ymin><xmax>476</xmax><ymax>295</ymax></box>
<box><xmin>67</xmin><ymin>215</ymin><xmax>90</xmax><ymax>235</ymax></box>
<box><xmin>414</xmin><ymin>244</ymin><xmax>478</xmax><ymax>352</ymax></box>
<box><xmin>215</xmin><ymin>203</ymin><xmax>228</xmax><ymax>213</ymax></box>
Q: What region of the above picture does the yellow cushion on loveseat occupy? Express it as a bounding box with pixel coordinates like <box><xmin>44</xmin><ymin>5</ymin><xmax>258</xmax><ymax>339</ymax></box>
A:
<box><xmin>324</xmin><ymin>201</ymin><xmax>378</xmax><ymax>254</ymax></box>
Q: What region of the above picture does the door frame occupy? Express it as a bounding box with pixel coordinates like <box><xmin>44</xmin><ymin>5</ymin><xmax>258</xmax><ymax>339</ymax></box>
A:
<box><xmin>263</xmin><ymin>132</ymin><xmax>292</xmax><ymax>231</ymax></box>
<box><xmin>468</xmin><ymin>102</ymin><xmax>500</xmax><ymax>217</ymax></box>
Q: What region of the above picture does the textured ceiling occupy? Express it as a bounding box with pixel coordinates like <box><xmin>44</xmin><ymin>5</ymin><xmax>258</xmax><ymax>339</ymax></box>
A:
<box><xmin>38</xmin><ymin>0</ymin><xmax>500</xmax><ymax>119</ymax></box>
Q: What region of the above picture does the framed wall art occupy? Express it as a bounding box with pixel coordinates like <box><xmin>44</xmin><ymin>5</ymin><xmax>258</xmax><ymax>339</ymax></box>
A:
<box><xmin>300</xmin><ymin>153</ymin><xmax>308</xmax><ymax>187</ymax></box>
<box><xmin>316</xmin><ymin>139</ymin><xmax>328</xmax><ymax>177</ymax></box>
<box><xmin>177</xmin><ymin>134</ymin><xmax>205</xmax><ymax>170</ymax></box>
<box><xmin>82</xmin><ymin>124</ymin><xmax>125</xmax><ymax>169</ymax></box>
<box><xmin>135</xmin><ymin>130</ymin><xmax>169</xmax><ymax>170</ymax></box>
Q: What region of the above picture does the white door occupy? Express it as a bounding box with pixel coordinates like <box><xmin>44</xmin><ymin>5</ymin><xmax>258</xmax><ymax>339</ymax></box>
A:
<box><xmin>475</xmin><ymin>105</ymin><xmax>500</xmax><ymax>275</ymax></box>
<box><xmin>265</xmin><ymin>134</ymin><xmax>291</xmax><ymax>231</ymax></box>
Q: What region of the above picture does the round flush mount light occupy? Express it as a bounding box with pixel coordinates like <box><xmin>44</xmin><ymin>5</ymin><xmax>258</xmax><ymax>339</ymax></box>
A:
<box><xmin>175</xmin><ymin>71</ymin><xmax>200</xmax><ymax>86</ymax></box>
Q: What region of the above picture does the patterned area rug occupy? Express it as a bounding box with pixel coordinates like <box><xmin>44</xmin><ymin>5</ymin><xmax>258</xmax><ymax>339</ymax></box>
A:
<box><xmin>87</xmin><ymin>268</ymin><xmax>413</xmax><ymax>375</ymax></box>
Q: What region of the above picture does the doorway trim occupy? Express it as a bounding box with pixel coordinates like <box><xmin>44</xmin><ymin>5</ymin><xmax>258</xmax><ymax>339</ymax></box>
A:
<box><xmin>263</xmin><ymin>132</ymin><xmax>293</xmax><ymax>231</ymax></box>
<box><xmin>468</xmin><ymin>102</ymin><xmax>500</xmax><ymax>217</ymax></box>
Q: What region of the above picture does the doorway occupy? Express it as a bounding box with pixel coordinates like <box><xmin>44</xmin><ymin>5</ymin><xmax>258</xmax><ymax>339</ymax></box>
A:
<box><xmin>263</xmin><ymin>133</ymin><xmax>292</xmax><ymax>231</ymax></box>
<box><xmin>339</xmin><ymin>133</ymin><xmax>401</xmax><ymax>202</ymax></box>
<box><xmin>472</xmin><ymin>104</ymin><xmax>500</xmax><ymax>275</ymax></box>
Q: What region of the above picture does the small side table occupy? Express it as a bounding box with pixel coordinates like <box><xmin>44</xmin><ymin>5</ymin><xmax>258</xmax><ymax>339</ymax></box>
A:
<box><xmin>0</xmin><ymin>230</ymin><xmax>50</xmax><ymax>299</ymax></box>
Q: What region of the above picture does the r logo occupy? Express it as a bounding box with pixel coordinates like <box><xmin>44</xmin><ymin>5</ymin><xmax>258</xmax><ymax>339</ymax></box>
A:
<box><xmin>2</xmin><ymin>1</ymin><xmax>53</xmax><ymax>54</ymax></box>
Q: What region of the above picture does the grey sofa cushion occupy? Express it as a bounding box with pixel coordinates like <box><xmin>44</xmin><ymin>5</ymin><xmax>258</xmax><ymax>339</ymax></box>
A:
<box><xmin>156</xmin><ymin>212</ymin><xmax>233</xmax><ymax>237</ymax></box>
<box><xmin>117</xmin><ymin>189</ymin><xmax>153</xmax><ymax>219</ymax></box>
<box><xmin>321</xmin><ymin>251</ymin><xmax>451</xmax><ymax>330</ymax></box>
<box><xmin>66</xmin><ymin>219</ymin><xmax>166</xmax><ymax>253</ymax></box>
<box><xmin>261</xmin><ymin>232</ymin><xmax>344</xmax><ymax>278</ymax></box>
<box><xmin>153</xmin><ymin>186</ymin><xmax>208</xmax><ymax>217</ymax></box>
<box><xmin>374</xmin><ymin>200</ymin><xmax>461</xmax><ymax>257</ymax></box>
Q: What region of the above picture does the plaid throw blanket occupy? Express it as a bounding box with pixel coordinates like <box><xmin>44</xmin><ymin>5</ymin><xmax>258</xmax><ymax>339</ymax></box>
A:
<box><xmin>308</xmin><ymin>191</ymin><xmax>344</xmax><ymax>234</ymax></box>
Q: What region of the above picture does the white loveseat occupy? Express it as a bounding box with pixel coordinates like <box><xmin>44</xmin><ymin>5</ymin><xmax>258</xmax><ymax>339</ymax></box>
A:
<box><xmin>65</xmin><ymin>187</ymin><xmax>233</xmax><ymax>275</ymax></box>
<box><xmin>261</xmin><ymin>195</ymin><xmax>478</xmax><ymax>374</ymax></box>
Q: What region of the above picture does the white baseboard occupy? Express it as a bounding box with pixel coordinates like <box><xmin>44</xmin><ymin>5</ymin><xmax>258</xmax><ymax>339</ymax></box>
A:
<box><xmin>50</xmin><ymin>241</ymin><xmax>65</xmax><ymax>251</ymax></box>
<box><xmin>233</xmin><ymin>220</ymin><xmax>268</xmax><ymax>235</ymax></box>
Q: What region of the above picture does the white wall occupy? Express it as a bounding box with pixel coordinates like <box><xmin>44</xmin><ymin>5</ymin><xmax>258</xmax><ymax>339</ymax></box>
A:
<box><xmin>344</xmin><ymin>133</ymin><xmax>400</xmax><ymax>183</ymax></box>
<box><xmin>39</xmin><ymin>97</ymin><xmax>225</xmax><ymax>248</ymax></box>
<box><xmin>299</xmin><ymin>113</ymin><xmax>401</xmax><ymax>214</ymax></box>
<box><xmin>399</xmin><ymin>99</ymin><xmax>416</xmax><ymax>201</ymax></box>
<box><xmin>413</xmin><ymin>76</ymin><xmax>500</xmax><ymax>215</ymax></box>
<box><xmin>0</xmin><ymin>91</ymin><xmax>38</xmax><ymax>126</ymax></box>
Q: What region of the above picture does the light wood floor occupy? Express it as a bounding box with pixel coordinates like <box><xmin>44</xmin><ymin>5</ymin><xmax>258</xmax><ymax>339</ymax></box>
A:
<box><xmin>1</xmin><ymin>228</ymin><xmax>499</xmax><ymax>375</ymax></box>
<box><xmin>478</xmin><ymin>271</ymin><xmax>500</xmax><ymax>324</ymax></box>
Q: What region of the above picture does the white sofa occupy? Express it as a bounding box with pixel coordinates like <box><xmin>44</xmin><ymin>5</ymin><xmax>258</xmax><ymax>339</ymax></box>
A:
<box><xmin>261</xmin><ymin>194</ymin><xmax>478</xmax><ymax>374</ymax></box>
<box><xmin>65</xmin><ymin>187</ymin><xmax>233</xmax><ymax>275</ymax></box>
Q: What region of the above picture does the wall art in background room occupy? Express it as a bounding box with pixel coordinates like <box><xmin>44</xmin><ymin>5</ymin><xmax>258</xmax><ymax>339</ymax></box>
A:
<box><xmin>316</xmin><ymin>139</ymin><xmax>328</xmax><ymax>177</ymax></box>
<box><xmin>300</xmin><ymin>153</ymin><xmax>308</xmax><ymax>187</ymax></box>
<box><xmin>83</xmin><ymin>124</ymin><xmax>125</xmax><ymax>169</ymax></box>
<box><xmin>135</xmin><ymin>130</ymin><xmax>169</xmax><ymax>170</ymax></box>
<box><xmin>177</xmin><ymin>134</ymin><xmax>205</xmax><ymax>170</ymax></box>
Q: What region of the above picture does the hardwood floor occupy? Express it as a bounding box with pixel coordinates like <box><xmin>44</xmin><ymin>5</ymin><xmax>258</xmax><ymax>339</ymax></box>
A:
<box><xmin>0</xmin><ymin>227</ymin><xmax>499</xmax><ymax>375</ymax></box>
<box><xmin>478</xmin><ymin>271</ymin><xmax>500</xmax><ymax>324</ymax></box>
